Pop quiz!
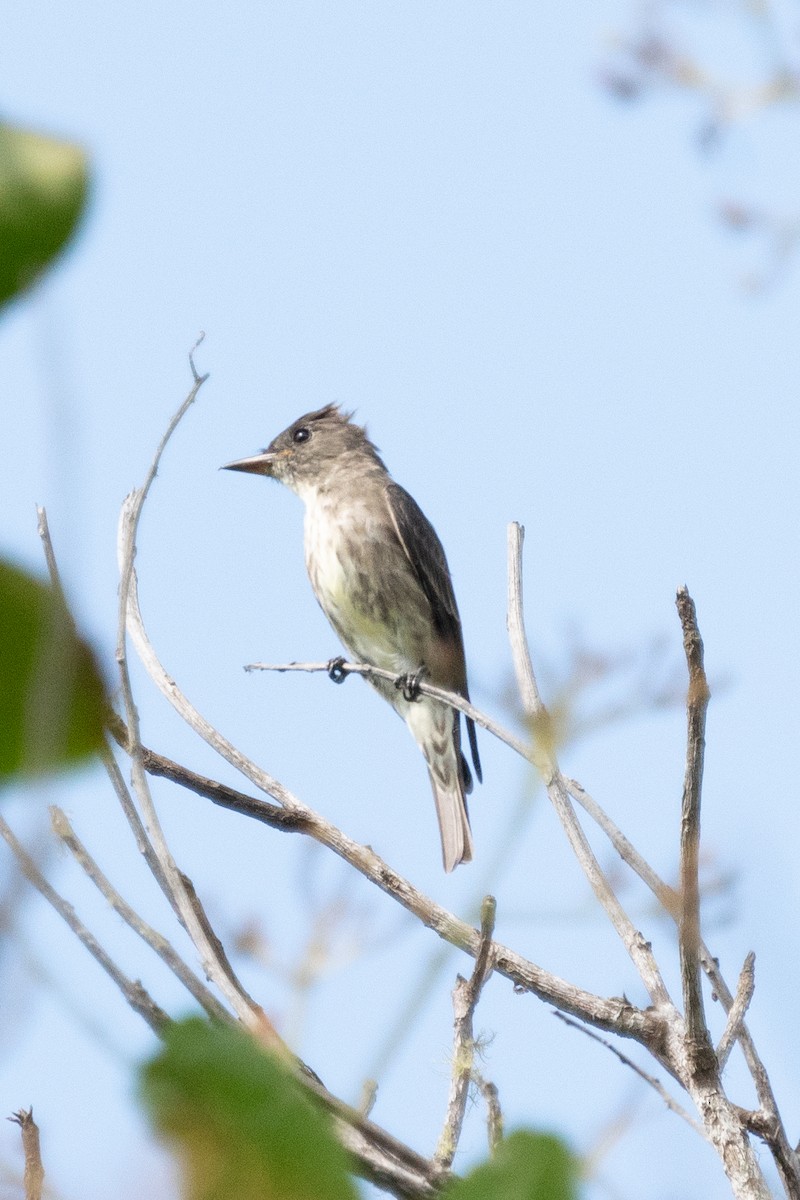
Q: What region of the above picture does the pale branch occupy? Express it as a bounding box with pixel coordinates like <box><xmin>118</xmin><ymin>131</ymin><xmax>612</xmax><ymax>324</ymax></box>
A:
<box><xmin>676</xmin><ymin>587</ymin><xmax>712</xmax><ymax>1057</ymax></box>
<box><xmin>716</xmin><ymin>953</ymin><xmax>756</xmax><ymax>1071</ymax></box>
<box><xmin>36</xmin><ymin>509</ymin><xmax>177</xmax><ymax>918</ymax></box>
<box><xmin>471</xmin><ymin>1073</ymin><xmax>504</xmax><ymax>1154</ymax></box>
<box><xmin>100</xmin><ymin>740</ymin><xmax>174</xmax><ymax>899</ymax></box>
<box><xmin>49</xmin><ymin>806</ymin><xmax>230</xmax><ymax>1024</ymax></box>
<box><xmin>35</xmin><ymin>508</ymin><xmax>66</xmax><ymax>605</ymax></box>
<box><xmin>245</xmin><ymin>659</ymin><xmax>530</xmax><ymax>760</ymax></box>
<box><xmin>130</xmin><ymin>733</ymin><xmax>661</xmax><ymax>1044</ymax></box>
<box><xmin>434</xmin><ymin>896</ymin><xmax>497</xmax><ymax>1169</ymax></box>
<box><xmin>358</xmin><ymin>1080</ymin><xmax>379</xmax><ymax>1118</ymax></box>
<box><xmin>8</xmin><ymin>1109</ymin><xmax>44</xmax><ymax>1200</ymax></box>
<box><xmin>303</xmin><ymin>1074</ymin><xmax>453</xmax><ymax>1198</ymax></box>
<box><xmin>507</xmin><ymin>539</ymin><xmax>773</xmax><ymax>1200</ymax></box>
<box><xmin>0</xmin><ymin>813</ymin><xmax>168</xmax><ymax>1035</ymax></box>
<box><xmin>505</xmin><ymin>521</ymin><xmax>543</xmax><ymax>714</ymax></box>
<box><xmin>114</xmin><ymin>368</ymin><xmax>279</xmax><ymax>1041</ymax></box>
<box><xmin>505</xmin><ymin>523</ymin><xmax>673</xmax><ymax>1011</ymax></box>
<box><xmin>565</xmin><ymin>777</ymin><xmax>679</xmax><ymax>918</ymax></box>
<box><xmin>568</xmin><ymin>778</ymin><xmax>800</xmax><ymax>1196</ymax></box>
<box><xmin>553</xmin><ymin>1012</ymin><xmax>705</xmax><ymax>1137</ymax></box>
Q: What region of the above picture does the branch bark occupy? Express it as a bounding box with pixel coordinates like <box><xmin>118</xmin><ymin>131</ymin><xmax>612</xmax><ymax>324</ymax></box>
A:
<box><xmin>8</xmin><ymin>1109</ymin><xmax>44</xmax><ymax>1200</ymax></box>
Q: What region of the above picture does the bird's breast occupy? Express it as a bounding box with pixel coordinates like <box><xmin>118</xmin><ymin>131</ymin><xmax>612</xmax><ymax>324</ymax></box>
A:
<box><xmin>302</xmin><ymin>491</ymin><xmax>413</xmax><ymax>671</ymax></box>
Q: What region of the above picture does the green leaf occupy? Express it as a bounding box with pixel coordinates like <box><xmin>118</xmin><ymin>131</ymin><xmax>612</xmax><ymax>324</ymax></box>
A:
<box><xmin>0</xmin><ymin>122</ymin><xmax>89</xmax><ymax>309</ymax></box>
<box><xmin>448</xmin><ymin>1131</ymin><xmax>579</xmax><ymax>1200</ymax></box>
<box><xmin>0</xmin><ymin>559</ymin><xmax>108</xmax><ymax>780</ymax></box>
<box><xmin>141</xmin><ymin>1017</ymin><xmax>358</xmax><ymax>1200</ymax></box>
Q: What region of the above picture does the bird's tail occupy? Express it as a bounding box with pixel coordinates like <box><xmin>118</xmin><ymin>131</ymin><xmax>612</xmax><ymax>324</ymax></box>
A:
<box><xmin>429</xmin><ymin>769</ymin><xmax>474</xmax><ymax>873</ymax></box>
<box><xmin>407</xmin><ymin>699</ymin><xmax>474</xmax><ymax>872</ymax></box>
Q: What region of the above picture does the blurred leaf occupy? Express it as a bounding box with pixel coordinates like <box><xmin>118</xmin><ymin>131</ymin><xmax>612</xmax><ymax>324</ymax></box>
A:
<box><xmin>141</xmin><ymin>1017</ymin><xmax>357</xmax><ymax>1200</ymax></box>
<box><xmin>0</xmin><ymin>559</ymin><xmax>108</xmax><ymax>780</ymax></box>
<box><xmin>0</xmin><ymin>122</ymin><xmax>89</xmax><ymax>309</ymax></box>
<box><xmin>448</xmin><ymin>1131</ymin><xmax>578</xmax><ymax>1200</ymax></box>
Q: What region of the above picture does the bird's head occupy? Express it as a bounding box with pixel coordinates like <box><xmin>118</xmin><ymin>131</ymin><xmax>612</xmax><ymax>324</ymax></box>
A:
<box><xmin>222</xmin><ymin>404</ymin><xmax>383</xmax><ymax>496</ymax></box>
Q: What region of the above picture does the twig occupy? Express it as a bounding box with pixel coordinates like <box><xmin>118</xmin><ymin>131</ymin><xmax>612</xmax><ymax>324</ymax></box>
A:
<box><xmin>8</xmin><ymin>1109</ymin><xmax>44</xmax><ymax>1200</ymax></box>
<box><xmin>716</xmin><ymin>953</ymin><xmax>756</xmax><ymax>1070</ymax></box>
<box><xmin>127</xmin><ymin>723</ymin><xmax>662</xmax><ymax>1043</ymax></box>
<box><xmin>246</xmin><ymin>659</ymin><xmax>530</xmax><ymax>759</ymax></box>
<box><xmin>675</xmin><ymin>587</ymin><xmax>713</xmax><ymax>1057</ymax></box>
<box><xmin>471</xmin><ymin>1072</ymin><xmax>503</xmax><ymax>1154</ymax></box>
<box><xmin>505</xmin><ymin>524</ymin><xmax>672</xmax><ymax>1010</ymax></box>
<box><xmin>50</xmin><ymin>806</ymin><xmax>231</xmax><ymax>1024</ymax></box>
<box><xmin>568</xmin><ymin>776</ymin><xmax>800</xmax><ymax>1195</ymax></box>
<box><xmin>100</xmin><ymin>741</ymin><xmax>173</xmax><ymax>896</ymax></box>
<box><xmin>0</xmin><ymin>813</ymin><xmax>168</xmax><ymax>1034</ymax></box>
<box><xmin>115</xmin><ymin>351</ymin><xmax>276</xmax><ymax>1038</ymax></box>
<box><xmin>435</xmin><ymin>896</ymin><xmax>497</xmax><ymax>1168</ymax></box>
<box><xmin>553</xmin><ymin>1012</ymin><xmax>705</xmax><ymax>1136</ymax></box>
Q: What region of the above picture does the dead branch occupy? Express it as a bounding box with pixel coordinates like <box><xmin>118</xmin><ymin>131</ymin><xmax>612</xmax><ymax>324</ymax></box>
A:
<box><xmin>434</xmin><ymin>896</ymin><xmax>497</xmax><ymax>1168</ymax></box>
<box><xmin>8</xmin><ymin>1109</ymin><xmax>44</xmax><ymax>1200</ymax></box>
<box><xmin>50</xmin><ymin>806</ymin><xmax>230</xmax><ymax>1023</ymax></box>
<box><xmin>676</xmin><ymin>587</ymin><xmax>713</xmax><ymax>1060</ymax></box>
<box><xmin>0</xmin><ymin>813</ymin><xmax>168</xmax><ymax>1034</ymax></box>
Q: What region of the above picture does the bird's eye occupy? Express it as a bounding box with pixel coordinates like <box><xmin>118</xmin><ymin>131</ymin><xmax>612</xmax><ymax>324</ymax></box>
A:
<box><xmin>292</xmin><ymin>427</ymin><xmax>311</xmax><ymax>444</ymax></box>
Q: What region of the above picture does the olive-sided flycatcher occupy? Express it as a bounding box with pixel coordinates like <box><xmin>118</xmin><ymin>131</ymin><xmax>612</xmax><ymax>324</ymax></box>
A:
<box><xmin>223</xmin><ymin>404</ymin><xmax>481</xmax><ymax>871</ymax></box>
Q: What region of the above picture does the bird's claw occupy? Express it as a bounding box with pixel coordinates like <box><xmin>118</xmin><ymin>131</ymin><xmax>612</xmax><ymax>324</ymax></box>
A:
<box><xmin>327</xmin><ymin>656</ymin><xmax>347</xmax><ymax>684</ymax></box>
<box><xmin>395</xmin><ymin>665</ymin><xmax>428</xmax><ymax>702</ymax></box>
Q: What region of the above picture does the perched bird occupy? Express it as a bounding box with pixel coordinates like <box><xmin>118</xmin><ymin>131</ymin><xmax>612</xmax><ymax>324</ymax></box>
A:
<box><xmin>223</xmin><ymin>404</ymin><xmax>481</xmax><ymax>871</ymax></box>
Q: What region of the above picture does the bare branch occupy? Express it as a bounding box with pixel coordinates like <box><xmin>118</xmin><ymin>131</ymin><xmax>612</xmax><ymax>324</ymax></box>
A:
<box><xmin>471</xmin><ymin>1072</ymin><xmax>504</xmax><ymax>1154</ymax></box>
<box><xmin>100</xmin><ymin>740</ymin><xmax>174</xmax><ymax>896</ymax></box>
<box><xmin>114</xmin><ymin>367</ymin><xmax>280</xmax><ymax>1040</ymax></box>
<box><xmin>435</xmin><ymin>896</ymin><xmax>497</xmax><ymax>1168</ymax></box>
<box><xmin>0</xmin><ymin>813</ymin><xmax>168</xmax><ymax>1034</ymax></box>
<box><xmin>716</xmin><ymin>953</ymin><xmax>756</xmax><ymax>1071</ymax></box>
<box><xmin>246</xmin><ymin>658</ymin><xmax>530</xmax><ymax>760</ymax></box>
<box><xmin>553</xmin><ymin>1012</ymin><xmax>705</xmax><ymax>1136</ymax></box>
<box><xmin>676</xmin><ymin>587</ymin><xmax>713</xmax><ymax>1058</ymax></box>
<box><xmin>8</xmin><ymin>1109</ymin><xmax>44</xmax><ymax>1200</ymax></box>
<box><xmin>132</xmin><ymin>731</ymin><xmax>662</xmax><ymax>1043</ymax></box>
<box><xmin>505</xmin><ymin>522</ymin><xmax>541</xmax><ymax>715</ymax></box>
<box><xmin>568</xmin><ymin>775</ymin><xmax>800</xmax><ymax>1196</ymax></box>
<box><xmin>50</xmin><ymin>806</ymin><xmax>231</xmax><ymax>1024</ymax></box>
<box><xmin>505</xmin><ymin>523</ymin><xmax>672</xmax><ymax>1010</ymax></box>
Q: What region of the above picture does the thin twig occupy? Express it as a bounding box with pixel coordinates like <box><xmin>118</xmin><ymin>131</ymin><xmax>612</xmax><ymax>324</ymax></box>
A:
<box><xmin>100</xmin><ymin>741</ymin><xmax>173</xmax><ymax>896</ymax></box>
<box><xmin>0</xmin><ymin>813</ymin><xmax>168</xmax><ymax>1034</ymax></box>
<box><xmin>35</xmin><ymin>508</ymin><xmax>66</xmax><ymax>603</ymax></box>
<box><xmin>568</xmin><ymin>775</ymin><xmax>800</xmax><ymax>1194</ymax></box>
<box><xmin>36</xmin><ymin>505</ymin><xmax>172</xmax><ymax>909</ymax></box>
<box><xmin>553</xmin><ymin>1012</ymin><xmax>705</xmax><ymax>1136</ymax></box>
<box><xmin>505</xmin><ymin>524</ymin><xmax>672</xmax><ymax>1010</ymax></box>
<box><xmin>115</xmin><ymin>349</ymin><xmax>275</xmax><ymax>1037</ymax></box>
<box><xmin>471</xmin><ymin>1072</ymin><xmax>504</xmax><ymax>1154</ymax></box>
<box><xmin>8</xmin><ymin>1109</ymin><xmax>44</xmax><ymax>1200</ymax></box>
<box><xmin>716</xmin><ymin>953</ymin><xmax>756</xmax><ymax>1070</ymax></box>
<box><xmin>246</xmin><ymin>659</ymin><xmax>529</xmax><ymax>759</ymax></box>
<box><xmin>435</xmin><ymin>896</ymin><xmax>497</xmax><ymax>1168</ymax></box>
<box><xmin>50</xmin><ymin>806</ymin><xmax>231</xmax><ymax>1024</ymax></box>
<box><xmin>127</xmin><ymin>721</ymin><xmax>662</xmax><ymax>1043</ymax></box>
<box><xmin>676</xmin><ymin>587</ymin><xmax>713</xmax><ymax>1057</ymax></box>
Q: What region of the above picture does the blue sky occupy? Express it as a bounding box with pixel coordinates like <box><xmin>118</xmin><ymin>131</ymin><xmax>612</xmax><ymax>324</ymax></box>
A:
<box><xmin>3</xmin><ymin>4</ymin><xmax>800</xmax><ymax>1198</ymax></box>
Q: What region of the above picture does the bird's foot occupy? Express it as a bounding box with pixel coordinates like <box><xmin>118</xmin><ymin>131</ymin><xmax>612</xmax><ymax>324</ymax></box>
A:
<box><xmin>327</xmin><ymin>656</ymin><xmax>348</xmax><ymax>684</ymax></box>
<box><xmin>395</xmin><ymin>664</ymin><xmax>428</xmax><ymax>702</ymax></box>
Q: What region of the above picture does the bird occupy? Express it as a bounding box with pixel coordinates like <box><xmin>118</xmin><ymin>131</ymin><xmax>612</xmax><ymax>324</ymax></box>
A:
<box><xmin>223</xmin><ymin>404</ymin><xmax>481</xmax><ymax>872</ymax></box>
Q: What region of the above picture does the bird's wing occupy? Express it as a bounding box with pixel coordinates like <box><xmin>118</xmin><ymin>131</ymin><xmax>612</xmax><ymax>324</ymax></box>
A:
<box><xmin>385</xmin><ymin>481</ymin><xmax>483</xmax><ymax>786</ymax></box>
<box><xmin>384</xmin><ymin>482</ymin><xmax>461</xmax><ymax>642</ymax></box>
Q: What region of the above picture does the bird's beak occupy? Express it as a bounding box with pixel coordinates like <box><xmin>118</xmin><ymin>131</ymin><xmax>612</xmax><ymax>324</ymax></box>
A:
<box><xmin>221</xmin><ymin>451</ymin><xmax>277</xmax><ymax>476</ymax></box>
